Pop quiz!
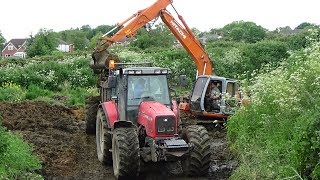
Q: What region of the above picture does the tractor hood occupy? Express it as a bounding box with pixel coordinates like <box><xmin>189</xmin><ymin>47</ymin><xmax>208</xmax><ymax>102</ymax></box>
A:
<box><xmin>138</xmin><ymin>101</ymin><xmax>177</xmax><ymax>138</ymax></box>
<box><xmin>139</xmin><ymin>101</ymin><xmax>175</xmax><ymax>116</ymax></box>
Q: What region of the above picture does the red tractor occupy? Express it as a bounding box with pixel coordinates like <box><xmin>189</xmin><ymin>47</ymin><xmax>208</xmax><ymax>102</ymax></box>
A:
<box><xmin>86</xmin><ymin>61</ymin><xmax>211</xmax><ymax>179</ymax></box>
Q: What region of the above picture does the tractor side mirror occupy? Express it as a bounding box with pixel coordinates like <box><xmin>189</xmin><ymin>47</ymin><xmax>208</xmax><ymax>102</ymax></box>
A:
<box><xmin>107</xmin><ymin>75</ymin><xmax>116</xmax><ymax>88</ymax></box>
<box><xmin>179</xmin><ymin>75</ymin><xmax>188</xmax><ymax>87</ymax></box>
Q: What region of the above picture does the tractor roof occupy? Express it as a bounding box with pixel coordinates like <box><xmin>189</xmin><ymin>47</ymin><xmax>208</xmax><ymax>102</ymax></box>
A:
<box><xmin>122</xmin><ymin>67</ymin><xmax>170</xmax><ymax>75</ymax></box>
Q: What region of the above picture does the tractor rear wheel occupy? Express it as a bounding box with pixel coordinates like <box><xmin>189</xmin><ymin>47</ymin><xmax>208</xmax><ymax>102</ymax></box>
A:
<box><xmin>181</xmin><ymin>125</ymin><xmax>211</xmax><ymax>176</ymax></box>
<box><xmin>112</xmin><ymin>128</ymin><xmax>140</xmax><ymax>179</ymax></box>
<box><xmin>85</xmin><ymin>96</ymin><xmax>100</xmax><ymax>134</ymax></box>
<box><xmin>96</xmin><ymin>108</ymin><xmax>112</xmax><ymax>165</ymax></box>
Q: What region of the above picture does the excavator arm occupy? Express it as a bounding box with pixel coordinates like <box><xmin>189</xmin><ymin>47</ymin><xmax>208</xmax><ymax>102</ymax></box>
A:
<box><xmin>92</xmin><ymin>0</ymin><xmax>213</xmax><ymax>76</ymax></box>
<box><xmin>159</xmin><ymin>10</ymin><xmax>212</xmax><ymax>75</ymax></box>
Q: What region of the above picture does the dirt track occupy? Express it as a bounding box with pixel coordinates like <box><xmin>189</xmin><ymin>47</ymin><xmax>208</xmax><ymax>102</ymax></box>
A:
<box><xmin>0</xmin><ymin>101</ymin><xmax>237</xmax><ymax>180</ymax></box>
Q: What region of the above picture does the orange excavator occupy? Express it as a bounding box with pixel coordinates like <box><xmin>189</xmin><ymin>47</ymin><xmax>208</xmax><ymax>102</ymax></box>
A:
<box><xmin>91</xmin><ymin>0</ymin><xmax>241</xmax><ymax>123</ymax></box>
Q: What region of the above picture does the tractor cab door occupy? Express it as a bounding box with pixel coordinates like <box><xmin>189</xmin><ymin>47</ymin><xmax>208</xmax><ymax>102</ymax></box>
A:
<box><xmin>190</xmin><ymin>76</ymin><xmax>210</xmax><ymax>112</ymax></box>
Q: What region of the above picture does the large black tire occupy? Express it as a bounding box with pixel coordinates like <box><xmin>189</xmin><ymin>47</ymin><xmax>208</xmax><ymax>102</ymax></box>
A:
<box><xmin>181</xmin><ymin>125</ymin><xmax>211</xmax><ymax>176</ymax></box>
<box><xmin>112</xmin><ymin>128</ymin><xmax>140</xmax><ymax>179</ymax></box>
<box><xmin>96</xmin><ymin>108</ymin><xmax>112</xmax><ymax>165</ymax></box>
<box><xmin>85</xmin><ymin>96</ymin><xmax>100</xmax><ymax>134</ymax></box>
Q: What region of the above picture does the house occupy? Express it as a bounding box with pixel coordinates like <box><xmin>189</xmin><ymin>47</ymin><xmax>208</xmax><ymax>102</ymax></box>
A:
<box><xmin>56</xmin><ymin>39</ymin><xmax>74</xmax><ymax>52</ymax></box>
<box><xmin>1</xmin><ymin>39</ymin><xmax>28</xmax><ymax>59</ymax></box>
<box><xmin>1</xmin><ymin>38</ymin><xmax>75</xmax><ymax>60</ymax></box>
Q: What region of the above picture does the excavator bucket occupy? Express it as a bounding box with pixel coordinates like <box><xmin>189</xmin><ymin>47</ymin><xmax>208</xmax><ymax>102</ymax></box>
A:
<box><xmin>92</xmin><ymin>39</ymin><xmax>111</xmax><ymax>64</ymax></box>
<box><xmin>90</xmin><ymin>40</ymin><xmax>120</xmax><ymax>73</ymax></box>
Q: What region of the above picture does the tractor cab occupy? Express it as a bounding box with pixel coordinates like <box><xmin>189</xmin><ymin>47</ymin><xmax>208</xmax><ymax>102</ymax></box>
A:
<box><xmin>110</xmin><ymin>66</ymin><xmax>173</xmax><ymax>126</ymax></box>
<box><xmin>190</xmin><ymin>75</ymin><xmax>241</xmax><ymax>118</ymax></box>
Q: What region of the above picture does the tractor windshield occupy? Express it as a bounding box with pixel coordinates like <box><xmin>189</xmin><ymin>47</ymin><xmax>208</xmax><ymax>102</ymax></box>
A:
<box><xmin>127</xmin><ymin>75</ymin><xmax>171</xmax><ymax>106</ymax></box>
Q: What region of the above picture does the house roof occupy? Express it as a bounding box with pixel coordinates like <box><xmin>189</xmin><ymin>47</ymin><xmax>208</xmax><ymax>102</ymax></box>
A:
<box><xmin>8</xmin><ymin>39</ymin><xmax>28</xmax><ymax>48</ymax></box>
<box><xmin>58</xmin><ymin>39</ymin><xmax>69</xmax><ymax>45</ymax></box>
<box><xmin>2</xmin><ymin>39</ymin><xmax>28</xmax><ymax>52</ymax></box>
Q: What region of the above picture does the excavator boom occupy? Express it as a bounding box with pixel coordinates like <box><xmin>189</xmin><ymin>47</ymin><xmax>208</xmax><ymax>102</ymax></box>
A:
<box><xmin>160</xmin><ymin>10</ymin><xmax>212</xmax><ymax>75</ymax></box>
<box><xmin>92</xmin><ymin>0</ymin><xmax>213</xmax><ymax>76</ymax></box>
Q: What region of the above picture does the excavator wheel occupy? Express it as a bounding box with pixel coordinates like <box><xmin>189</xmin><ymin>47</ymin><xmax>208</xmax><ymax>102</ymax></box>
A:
<box><xmin>180</xmin><ymin>125</ymin><xmax>211</xmax><ymax>176</ymax></box>
<box><xmin>96</xmin><ymin>108</ymin><xmax>112</xmax><ymax>165</ymax></box>
<box><xmin>85</xmin><ymin>96</ymin><xmax>100</xmax><ymax>134</ymax></box>
<box><xmin>112</xmin><ymin>127</ymin><xmax>140</xmax><ymax>179</ymax></box>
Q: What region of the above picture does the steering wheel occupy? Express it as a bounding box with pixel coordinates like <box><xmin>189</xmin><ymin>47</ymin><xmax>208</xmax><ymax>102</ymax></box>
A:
<box><xmin>140</xmin><ymin>92</ymin><xmax>156</xmax><ymax>102</ymax></box>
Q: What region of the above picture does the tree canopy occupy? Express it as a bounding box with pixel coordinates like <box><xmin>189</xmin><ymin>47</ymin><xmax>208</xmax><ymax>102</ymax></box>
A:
<box><xmin>26</xmin><ymin>29</ymin><xmax>58</xmax><ymax>58</ymax></box>
<box><xmin>129</xmin><ymin>23</ymin><xmax>175</xmax><ymax>50</ymax></box>
<box><xmin>221</xmin><ymin>21</ymin><xmax>266</xmax><ymax>43</ymax></box>
<box><xmin>0</xmin><ymin>31</ymin><xmax>6</xmax><ymax>52</ymax></box>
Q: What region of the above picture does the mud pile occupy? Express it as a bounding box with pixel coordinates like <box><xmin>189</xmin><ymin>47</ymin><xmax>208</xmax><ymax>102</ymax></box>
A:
<box><xmin>0</xmin><ymin>101</ymin><xmax>113</xmax><ymax>179</ymax></box>
<box><xmin>0</xmin><ymin>101</ymin><xmax>237</xmax><ymax>180</ymax></box>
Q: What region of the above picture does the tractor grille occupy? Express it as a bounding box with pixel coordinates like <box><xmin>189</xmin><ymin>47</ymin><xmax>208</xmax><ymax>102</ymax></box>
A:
<box><xmin>155</xmin><ymin>116</ymin><xmax>176</xmax><ymax>135</ymax></box>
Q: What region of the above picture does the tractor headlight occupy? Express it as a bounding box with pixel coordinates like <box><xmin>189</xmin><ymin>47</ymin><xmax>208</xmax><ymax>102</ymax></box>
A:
<box><xmin>157</xmin><ymin>127</ymin><xmax>166</xmax><ymax>133</ymax></box>
<box><xmin>154</xmin><ymin>69</ymin><xmax>161</xmax><ymax>74</ymax></box>
<box><xmin>161</xmin><ymin>69</ymin><xmax>168</xmax><ymax>74</ymax></box>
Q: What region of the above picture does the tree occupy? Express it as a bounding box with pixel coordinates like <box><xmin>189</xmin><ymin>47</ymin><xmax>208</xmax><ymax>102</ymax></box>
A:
<box><xmin>59</xmin><ymin>29</ymin><xmax>89</xmax><ymax>51</ymax></box>
<box><xmin>87</xmin><ymin>25</ymin><xmax>114</xmax><ymax>40</ymax></box>
<box><xmin>0</xmin><ymin>31</ymin><xmax>6</xmax><ymax>52</ymax></box>
<box><xmin>88</xmin><ymin>32</ymin><xmax>103</xmax><ymax>51</ymax></box>
<box><xmin>130</xmin><ymin>23</ymin><xmax>174</xmax><ymax>50</ymax></box>
<box><xmin>295</xmin><ymin>22</ymin><xmax>314</xmax><ymax>30</ymax></box>
<box><xmin>221</xmin><ymin>21</ymin><xmax>266</xmax><ymax>43</ymax></box>
<box><xmin>26</xmin><ymin>29</ymin><xmax>58</xmax><ymax>58</ymax></box>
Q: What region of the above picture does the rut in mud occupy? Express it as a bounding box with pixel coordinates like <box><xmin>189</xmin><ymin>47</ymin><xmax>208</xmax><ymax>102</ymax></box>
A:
<box><xmin>0</xmin><ymin>101</ymin><xmax>237</xmax><ymax>180</ymax></box>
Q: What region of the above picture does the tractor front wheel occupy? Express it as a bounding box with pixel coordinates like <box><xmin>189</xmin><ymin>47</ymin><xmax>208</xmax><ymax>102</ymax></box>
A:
<box><xmin>181</xmin><ymin>125</ymin><xmax>211</xmax><ymax>176</ymax></box>
<box><xmin>112</xmin><ymin>128</ymin><xmax>140</xmax><ymax>179</ymax></box>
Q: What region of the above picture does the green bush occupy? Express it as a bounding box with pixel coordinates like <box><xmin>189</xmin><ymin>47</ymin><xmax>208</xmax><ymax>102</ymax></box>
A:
<box><xmin>0</xmin><ymin>83</ymin><xmax>26</xmax><ymax>102</ymax></box>
<box><xmin>0</xmin><ymin>119</ymin><xmax>42</xmax><ymax>179</ymax></box>
<box><xmin>26</xmin><ymin>85</ymin><xmax>53</xmax><ymax>100</ymax></box>
<box><xmin>227</xmin><ymin>40</ymin><xmax>320</xmax><ymax>179</ymax></box>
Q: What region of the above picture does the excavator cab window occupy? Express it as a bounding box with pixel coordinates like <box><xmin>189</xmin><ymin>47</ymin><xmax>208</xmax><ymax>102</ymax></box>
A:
<box><xmin>225</xmin><ymin>81</ymin><xmax>241</xmax><ymax>112</ymax></box>
<box><xmin>190</xmin><ymin>77</ymin><xmax>210</xmax><ymax>112</ymax></box>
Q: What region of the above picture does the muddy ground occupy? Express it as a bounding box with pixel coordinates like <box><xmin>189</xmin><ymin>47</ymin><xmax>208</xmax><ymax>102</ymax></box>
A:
<box><xmin>0</xmin><ymin>101</ymin><xmax>237</xmax><ymax>180</ymax></box>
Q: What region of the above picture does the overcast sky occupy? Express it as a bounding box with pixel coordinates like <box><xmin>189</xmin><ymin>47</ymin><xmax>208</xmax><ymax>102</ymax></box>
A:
<box><xmin>1</xmin><ymin>0</ymin><xmax>319</xmax><ymax>41</ymax></box>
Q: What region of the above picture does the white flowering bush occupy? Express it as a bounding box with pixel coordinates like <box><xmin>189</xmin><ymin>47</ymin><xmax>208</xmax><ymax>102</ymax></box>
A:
<box><xmin>228</xmin><ymin>39</ymin><xmax>320</xmax><ymax>179</ymax></box>
<box><xmin>0</xmin><ymin>55</ymin><xmax>97</xmax><ymax>105</ymax></box>
<box><xmin>0</xmin><ymin>56</ymin><xmax>96</xmax><ymax>91</ymax></box>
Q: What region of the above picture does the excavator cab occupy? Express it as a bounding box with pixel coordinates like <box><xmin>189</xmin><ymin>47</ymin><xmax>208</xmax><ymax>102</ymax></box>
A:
<box><xmin>189</xmin><ymin>75</ymin><xmax>241</xmax><ymax>119</ymax></box>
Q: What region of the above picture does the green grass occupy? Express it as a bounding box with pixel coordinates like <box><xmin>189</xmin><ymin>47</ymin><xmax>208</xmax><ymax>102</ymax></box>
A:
<box><xmin>0</xmin><ymin>119</ymin><xmax>42</xmax><ymax>179</ymax></box>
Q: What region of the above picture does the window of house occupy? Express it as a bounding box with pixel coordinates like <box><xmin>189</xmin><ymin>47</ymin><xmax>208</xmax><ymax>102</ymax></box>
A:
<box><xmin>5</xmin><ymin>54</ymin><xmax>11</xmax><ymax>57</ymax></box>
<box><xmin>8</xmin><ymin>45</ymin><xmax>14</xmax><ymax>50</ymax></box>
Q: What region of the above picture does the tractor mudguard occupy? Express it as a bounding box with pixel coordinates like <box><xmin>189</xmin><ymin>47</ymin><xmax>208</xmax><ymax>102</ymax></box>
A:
<box><xmin>100</xmin><ymin>101</ymin><xmax>119</xmax><ymax>128</ymax></box>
